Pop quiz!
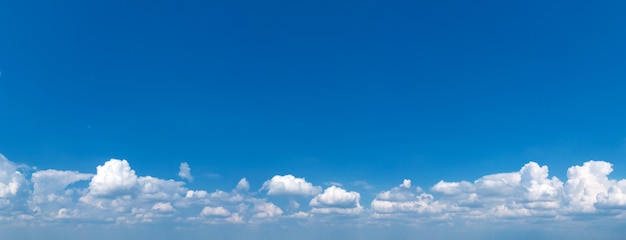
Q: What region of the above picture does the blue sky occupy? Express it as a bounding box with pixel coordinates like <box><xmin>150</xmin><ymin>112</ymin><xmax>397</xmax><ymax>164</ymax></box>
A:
<box><xmin>1</xmin><ymin>0</ymin><xmax>626</xmax><ymax>239</ymax></box>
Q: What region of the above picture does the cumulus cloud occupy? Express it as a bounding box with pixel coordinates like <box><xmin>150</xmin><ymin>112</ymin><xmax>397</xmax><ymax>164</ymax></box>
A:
<box><xmin>4</xmin><ymin>152</ymin><xmax>626</xmax><ymax>227</ymax></box>
<box><xmin>0</xmin><ymin>154</ymin><xmax>27</xmax><ymax>199</ymax></box>
<box><xmin>152</xmin><ymin>202</ymin><xmax>175</xmax><ymax>212</ymax></box>
<box><xmin>262</xmin><ymin>175</ymin><xmax>321</xmax><ymax>196</ymax></box>
<box><xmin>310</xmin><ymin>186</ymin><xmax>362</xmax><ymax>214</ymax></box>
<box><xmin>564</xmin><ymin>160</ymin><xmax>626</xmax><ymax>211</ymax></box>
<box><xmin>178</xmin><ymin>162</ymin><xmax>193</xmax><ymax>182</ymax></box>
<box><xmin>201</xmin><ymin>206</ymin><xmax>230</xmax><ymax>217</ymax></box>
<box><xmin>86</xmin><ymin>159</ymin><xmax>138</xmax><ymax>197</ymax></box>
<box><xmin>371</xmin><ymin>180</ymin><xmax>444</xmax><ymax>215</ymax></box>
<box><xmin>0</xmin><ymin>154</ymin><xmax>30</xmax><ymax>214</ymax></box>
<box><xmin>138</xmin><ymin>176</ymin><xmax>186</xmax><ymax>201</ymax></box>
<box><xmin>252</xmin><ymin>202</ymin><xmax>283</xmax><ymax>219</ymax></box>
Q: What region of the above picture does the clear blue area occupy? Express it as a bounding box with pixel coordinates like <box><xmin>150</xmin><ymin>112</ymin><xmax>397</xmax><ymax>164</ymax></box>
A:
<box><xmin>1</xmin><ymin>0</ymin><xmax>626</xmax><ymax>196</ymax></box>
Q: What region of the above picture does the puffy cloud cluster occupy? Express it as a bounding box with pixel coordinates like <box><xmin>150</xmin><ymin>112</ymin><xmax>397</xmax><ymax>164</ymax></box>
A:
<box><xmin>310</xmin><ymin>186</ymin><xmax>362</xmax><ymax>214</ymax></box>
<box><xmin>87</xmin><ymin>159</ymin><xmax>138</xmax><ymax>197</ymax></box>
<box><xmin>371</xmin><ymin>179</ymin><xmax>444</xmax><ymax>215</ymax></box>
<box><xmin>252</xmin><ymin>202</ymin><xmax>283</xmax><ymax>219</ymax></box>
<box><xmin>370</xmin><ymin>161</ymin><xmax>626</xmax><ymax>221</ymax></box>
<box><xmin>0</xmin><ymin>154</ymin><xmax>29</xmax><ymax>212</ymax></box>
<box><xmin>566</xmin><ymin>161</ymin><xmax>626</xmax><ymax>211</ymax></box>
<box><xmin>201</xmin><ymin>206</ymin><xmax>230</xmax><ymax>216</ymax></box>
<box><xmin>262</xmin><ymin>175</ymin><xmax>321</xmax><ymax>196</ymax></box>
<box><xmin>2</xmin><ymin>152</ymin><xmax>626</xmax><ymax>227</ymax></box>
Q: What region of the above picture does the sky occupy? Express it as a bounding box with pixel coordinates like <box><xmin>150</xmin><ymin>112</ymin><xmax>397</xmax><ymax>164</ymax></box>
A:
<box><xmin>1</xmin><ymin>0</ymin><xmax>626</xmax><ymax>239</ymax></box>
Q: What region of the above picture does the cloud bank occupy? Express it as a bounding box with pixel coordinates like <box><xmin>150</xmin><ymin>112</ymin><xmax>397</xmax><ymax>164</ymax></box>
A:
<box><xmin>1</xmin><ymin>153</ymin><xmax>626</xmax><ymax>228</ymax></box>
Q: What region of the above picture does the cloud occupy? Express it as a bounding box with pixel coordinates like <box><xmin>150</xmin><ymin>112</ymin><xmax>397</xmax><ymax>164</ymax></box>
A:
<box><xmin>236</xmin><ymin>178</ymin><xmax>249</xmax><ymax>192</ymax></box>
<box><xmin>252</xmin><ymin>202</ymin><xmax>283</xmax><ymax>219</ymax></box>
<box><xmin>4</xmin><ymin>152</ymin><xmax>626</xmax><ymax>229</ymax></box>
<box><xmin>31</xmin><ymin>169</ymin><xmax>93</xmax><ymax>205</ymax></box>
<box><xmin>86</xmin><ymin>159</ymin><xmax>138</xmax><ymax>198</ymax></box>
<box><xmin>201</xmin><ymin>206</ymin><xmax>230</xmax><ymax>217</ymax></box>
<box><xmin>31</xmin><ymin>170</ymin><xmax>92</xmax><ymax>195</ymax></box>
<box><xmin>519</xmin><ymin>162</ymin><xmax>563</xmax><ymax>209</ymax></box>
<box><xmin>400</xmin><ymin>179</ymin><xmax>411</xmax><ymax>188</ymax></box>
<box><xmin>431</xmin><ymin>180</ymin><xmax>473</xmax><ymax>195</ymax></box>
<box><xmin>226</xmin><ymin>213</ymin><xmax>244</xmax><ymax>223</ymax></box>
<box><xmin>0</xmin><ymin>154</ymin><xmax>28</xmax><ymax>199</ymax></box>
<box><xmin>152</xmin><ymin>202</ymin><xmax>175</xmax><ymax>212</ymax></box>
<box><xmin>371</xmin><ymin>180</ymin><xmax>444</xmax><ymax>214</ymax></box>
<box><xmin>310</xmin><ymin>186</ymin><xmax>362</xmax><ymax>215</ymax></box>
<box><xmin>564</xmin><ymin>160</ymin><xmax>626</xmax><ymax>211</ymax></box>
<box><xmin>137</xmin><ymin>176</ymin><xmax>186</xmax><ymax>201</ymax></box>
<box><xmin>262</xmin><ymin>175</ymin><xmax>321</xmax><ymax>196</ymax></box>
<box><xmin>178</xmin><ymin>162</ymin><xmax>193</xmax><ymax>182</ymax></box>
<box><xmin>0</xmin><ymin>154</ymin><xmax>31</xmax><ymax>215</ymax></box>
<box><xmin>310</xmin><ymin>186</ymin><xmax>360</xmax><ymax>208</ymax></box>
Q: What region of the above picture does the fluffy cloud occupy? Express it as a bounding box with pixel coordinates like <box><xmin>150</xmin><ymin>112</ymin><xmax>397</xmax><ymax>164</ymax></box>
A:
<box><xmin>564</xmin><ymin>160</ymin><xmax>626</xmax><ymax>211</ymax></box>
<box><xmin>0</xmin><ymin>154</ymin><xmax>30</xmax><ymax>214</ymax></box>
<box><xmin>138</xmin><ymin>176</ymin><xmax>186</xmax><ymax>201</ymax></box>
<box><xmin>178</xmin><ymin>162</ymin><xmax>193</xmax><ymax>182</ymax></box>
<box><xmin>252</xmin><ymin>202</ymin><xmax>283</xmax><ymax>219</ymax></box>
<box><xmin>519</xmin><ymin>162</ymin><xmax>563</xmax><ymax>209</ymax></box>
<box><xmin>152</xmin><ymin>202</ymin><xmax>175</xmax><ymax>212</ymax></box>
<box><xmin>423</xmin><ymin>161</ymin><xmax>567</xmax><ymax>219</ymax></box>
<box><xmin>371</xmin><ymin>179</ymin><xmax>444</xmax><ymax>215</ymax></box>
<box><xmin>86</xmin><ymin>159</ymin><xmax>138</xmax><ymax>197</ymax></box>
<box><xmin>310</xmin><ymin>186</ymin><xmax>362</xmax><ymax>214</ymax></box>
<box><xmin>262</xmin><ymin>175</ymin><xmax>321</xmax><ymax>196</ymax></box>
<box><xmin>0</xmin><ymin>154</ymin><xmax>27</xmax><ymax>199</ymax></box>
<box><xmin>4</xmin><ymin>152</ymin><xmax>626</xmax><ymax>227</ymax></box>
<box><xmin>201</xmin><ymin>206</ymin><xmax>230</xmax><ymax>217</ymax></box>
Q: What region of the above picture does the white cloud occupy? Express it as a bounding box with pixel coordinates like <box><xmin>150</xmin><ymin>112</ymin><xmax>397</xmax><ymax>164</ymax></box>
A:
<box><xmin>519</xmin><ymin>162</ymin><xmax>563</xmax><ymax>209</ymax></box>
<box><xmin>400</xmin><ymin>179</ymin><xmax>411</xmax><ymax>188</ymax></box>
<box><xmin>185</xmin><ymin>190</ymin><xmax>209</xmax><ymax>199</ymax></box>
<box><xmin>431</xmin><ymin>180</ymin><xmax>473</xmax><ymax>195</ymax></box>
<box><xmin>201</xmin><ymin>206</ymin><xmax>230</xmax><ymax>217</ymax></box>
<box><xmin>310</xmin><ymin>186</ymin><xmax>360</xmax><ymax>208</ymax></box>
<box><xmin>375</xmin><ymin>162</ymin><xmax>566</xmax><ymax>219</ymax></box>
<box><xmin>287</xmin><ymin>211</ymin><xmax>309</xmax><ymax>218</ymax></box>
<box><xmin>252</xmin><ymin>202</ymin><xmax>283</xmax><ymax>219</ymax></box>
<box><xmin>138</xmin><ymin>176</ymin><xmax>186</xmax><ymax>201</ymax></box>
<box><xmin>31</xmin><ymin>170</ymin><xmax>93</xmax><ymax>204</ymax></box>
<box><xmin>563</xmin><ymin>160</ymin><xmax>626</xmax><ymax>211</ymax></box>
<box><xmin>178</xmin><ymin>162</ymin><xmax>193</xmax><ymax>182</ymax></box>
<box><xmin>310</xmin><ymin>186</ymin><xmax>362</xmax><ymax>215</ymax></box>
<box><xmin>371</xmin><ymin>180</ymin><xmax>445</xmax><ymax>214</ymax></box>
<box><xmin>152</xmin><ymin>202</ymin><xmax>174</xmax><ymax>212</ymax></box>
<box><xmin>5</xmin><ymin>151</ymin><xmax>626</xmax><ymax>228</ymax></box>
<box><xmin>262</xmin><ymin>175</ymin><xmax>321</xmax><ymax>196</ymax></box>
<box><xmin>0</xmin><ymin>154</ymin><xmax>30</xmax><ymax>214</ymax></box>
<box><xmin>236</xmin><ymin>178</ymin><xmax>249</xmax><ymax>192</ymax></box>
<box><xmin>226</xmin><ymin>213</ymin><xmax>244</xmax><ymax>223</ymax></box>
<box><xmin>86</xmin><ymin>159</ymin><xmax>138</xmax><ymax>197</ymax></box>
<box><xmin>0</xmin><ymin>154</ymin><xmax>27</xmax><ymax>199</ymax></box>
